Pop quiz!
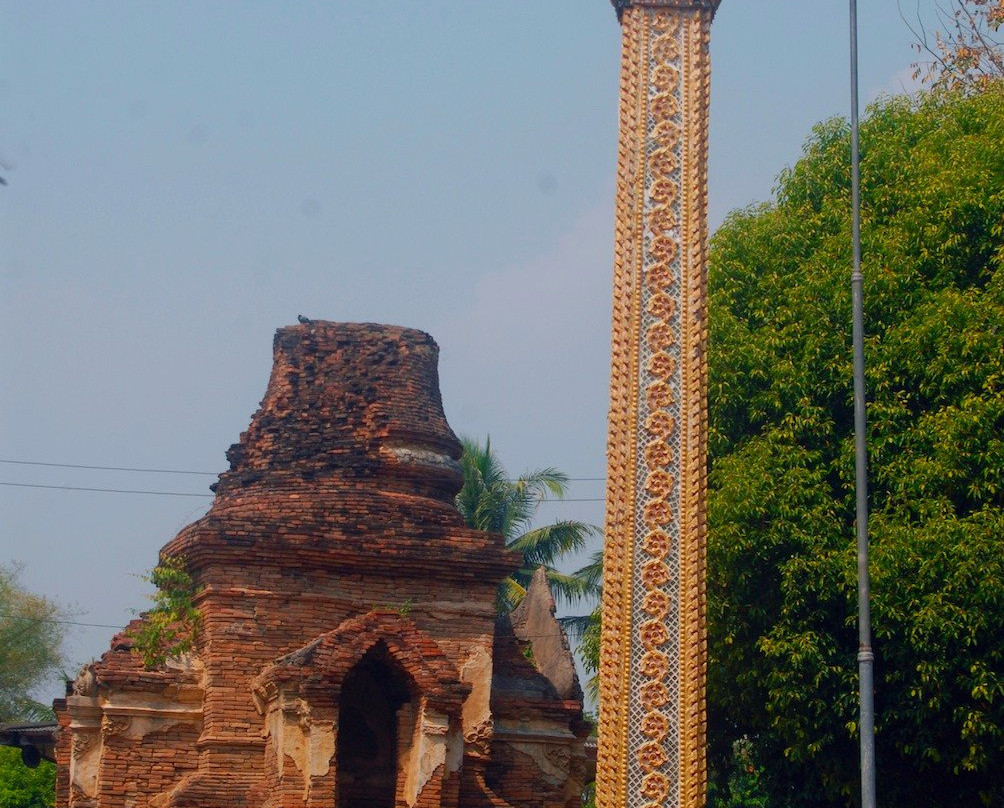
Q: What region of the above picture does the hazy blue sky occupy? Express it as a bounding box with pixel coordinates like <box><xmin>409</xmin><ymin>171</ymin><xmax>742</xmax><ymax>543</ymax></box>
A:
<box><xmin>2</xmin><ymin>1</ymin><xmax>938</xmax><ymax>692</ymax></box>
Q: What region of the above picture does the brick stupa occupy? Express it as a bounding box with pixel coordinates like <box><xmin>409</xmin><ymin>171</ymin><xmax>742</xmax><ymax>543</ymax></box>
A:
<box><xmin>55</xmin><ymin>322</ymin><xmax>590</xmax><ymax>808</ymax></box>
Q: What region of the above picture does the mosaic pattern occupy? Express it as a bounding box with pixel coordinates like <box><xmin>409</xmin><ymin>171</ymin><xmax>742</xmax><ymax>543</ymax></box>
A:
<box><xmin>598</xmin><ymin>3</ymin><xmax>717</xmax><ymax>808</ymax></box>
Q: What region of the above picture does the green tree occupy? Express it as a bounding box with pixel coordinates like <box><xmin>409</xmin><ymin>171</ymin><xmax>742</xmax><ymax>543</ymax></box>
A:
<box><xmin>0</xmin><ymin>747</ymin><xmax>55</xmax><ymax>808</ymax></box>
<box><xmin>0</xmin><ymin>563</ymin><xmax>65</xmax><ymax>724</ymax></box>
<box><xmin>455</xmin><ymin>436</ymin><xmax>600</xmax><ymax>612</ymax></box>
<box><xmin>128</xmin><ymin>554</ymin><xmax>201</xmax><ymax>669</ymax></box>
<box><xmin>707</xmin><ymin>88</ymin><xmax>1003</xmax><ymax>807</ymax></box>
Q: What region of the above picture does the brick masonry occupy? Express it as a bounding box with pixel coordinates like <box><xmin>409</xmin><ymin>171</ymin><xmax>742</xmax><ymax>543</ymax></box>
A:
<box><xmin>55</xmin><ymin>322</ymin><xmax>591</xmax><ymax>808</ymax></box>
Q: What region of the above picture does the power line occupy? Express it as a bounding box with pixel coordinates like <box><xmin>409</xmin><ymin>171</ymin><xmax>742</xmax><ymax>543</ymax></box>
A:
<box><xmin>0</xmin><ymin>480</ymin><xmax>603</xmax><ymax>502</ymax></box>
<box><xmin>0</xmin><ymin>610</ymin><xmax>589</xmax><ymax>641</ymax></box>
<box><xmin>0</xmin><ymin>458</ymin><xmax>606</xmax><ymax>481</ymax></box>
<box><xmin>0</xmin><ymin>458</ymin><xmax>216</xmax><ymax>475</ymax></box>
<box><xmin>0</xmin><ymin>611</ymin><xmax>125</xmax><ymax>630</ymax></box>
<box><xmin>0</xmin><ymin>481</ymin><xmax>212</xmax><ymax>497</ymax></box>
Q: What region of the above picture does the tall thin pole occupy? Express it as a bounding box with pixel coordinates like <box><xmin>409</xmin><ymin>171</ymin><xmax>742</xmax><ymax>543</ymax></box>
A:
<box><xmin>849</xmin><ymin>3</ymin><xmax>876</xmax><ymax>808</ymax></box>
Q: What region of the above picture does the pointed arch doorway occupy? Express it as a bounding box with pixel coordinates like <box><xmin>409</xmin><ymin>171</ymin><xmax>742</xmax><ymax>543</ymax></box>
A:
<box><xmin>336</xmin><ymin>644</ymin><xmax>415</xmax><ymax>808</ymax></box>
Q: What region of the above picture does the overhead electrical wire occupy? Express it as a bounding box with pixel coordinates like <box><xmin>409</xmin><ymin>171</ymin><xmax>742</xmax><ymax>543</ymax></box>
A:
<box><xmin>0</xmin><ymin>457</ymin><xmax>607</xmax><ymax>501</ymax></box>
<box><xmin>0</xmin><ymin>610</ymin><xmax>586</xmax><ymax>641</ymax></box>
<box><xmin>0</xmin><ymin>480</ymin><xmax>604</xmax><ymax>501</ymax></box>
<box><xmin>0</xmin><ymin>458</ymin><xmax>216</xmax><ymax>475</ymax></box>
<box><xmin>0</xmin><ymin>458</ymin><xmax>605</xmax><ymax>482</ymax></box>
<box><xmin>0</xmin><ymin>481</ymin><xmax>213</xmax><ymax>497</ymax></box>
<box><xmin>0</xmin><ymin>610</ymin><xmax>125</xmax><ymax>630</ymax></box>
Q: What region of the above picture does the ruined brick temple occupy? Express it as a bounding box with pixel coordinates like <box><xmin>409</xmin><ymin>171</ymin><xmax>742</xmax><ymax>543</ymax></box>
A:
<box><xmin>54</xmin><ymin>322</ymin><xmax>591</xmax><ymax>808</ymax></box>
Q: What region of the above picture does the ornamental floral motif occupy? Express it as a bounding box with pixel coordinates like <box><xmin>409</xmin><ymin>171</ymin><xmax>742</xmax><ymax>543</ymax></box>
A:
<box><xmin>642</xmin><ymin>589</ymin><xmax>671</xmax><ymax>620</ymax></box>
<box><xmin>644</xmin><ymin>439</ymin><xmax>675</xmax><ymax>469</ymax></box>
<box><xmin>646</xmin><ymin>380</ymin><xmax>675</xmax><ymax>409</ymax></box>
<box><xmin>648</xmin><ymin>205</ymin><xmax>679</xmax><ymax>236</ymax></box>
<box><xmin>654</xmin><ymin>63</ymin><xmax>680</xmax><ymax>90</ymax></box>
<box><xmin>640</xmin><ymin>619</ymin><xmax>670</xmax><ymax>650</ymax></box>
<box><xmin>640</xmin><ymin>558</ymin><xmax>670</xmax><ymax>588</ymax></box>
<box><xmin>643</xmin><ymin>498</ymin><xmax>674</xmax><ymax>528</ymax></box>
<box><xmin>653</xmin><ymin>27</ymin><xmax>681</xmax><ymax>60</ymax></box>
<box><xmin>641</xmin><ymin>710</ymin><xmax>671</xmax><ymax>741</ymax></box>
<box><xmin>650</xmin><ymin>90</ymin><xmax>680</xmax><ymax>123</ymax></box>
<box><xmin>647</xmin><ymin>352</ymin><xmax>677</xmax><ymax>380</ymax></box>
<box><xmin>101</xmin><ymin>717</ymin><xmax>129</xmax><ymax>737</ymax></box>
<box><xmin>642</xmin><ymin>529</ymin><xmax>672</xmax><ymax>559</ymax></box>
<box><xmin>653</xmin><ymin>116</ymin><xmax>682</xmax><ymax>142</ymax></box>
<box><xmin>641</xmin><ymin>772</ymin><xmax>670</xmax><ymax>801</ymax></box>
<box><xmin>647</xmin><ymin>322</ymin><xmax>677</xmax><ymax>352</ymax></box>
<box><xmin>638</xmin><ymin>741</ymin><xmax>668</xmax><ymax>772</ymax></box>
<box><xmin>648</xmin><ymin>292</ymin><xmax>678</xmax><ymax>321</ymax></box>
<box><xmin>640</xmin><ymin>651</ymin><xmax>671</xmax><ymax>681</ymax></box>
<box><xmin>640</xmin><ymin>680</ymin><xmax>670</xmax><ymax>710</ymax></box>
<box><xmin>649</xmin><ymin>148</ymin><xmax>678</xmax><ymax>180</ymax></box>
<box><xmin>649</xmin><ymin>178</ymin><xmax>679</xmax><ymax>208</ymax></box>
<box><xmin>644</xmin><ymin>410</ymin><xmax>678</xmax><ymax>439</ymax></box>
<box><xmin>645</xmin><ymin>255</ymin><xmax>677</xmax><ymax>289</ymax></box>
<box><xmin>645</xmin><ymin>469</ymin><xmax>676</xmax><ymax>497</ymax></box>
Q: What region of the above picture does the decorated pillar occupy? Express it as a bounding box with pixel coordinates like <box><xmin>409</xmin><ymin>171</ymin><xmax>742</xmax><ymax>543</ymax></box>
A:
<box><xmin>598</xmin><ymin>2</ymin><xmax>720</xmax><ymax>808</ymax></box>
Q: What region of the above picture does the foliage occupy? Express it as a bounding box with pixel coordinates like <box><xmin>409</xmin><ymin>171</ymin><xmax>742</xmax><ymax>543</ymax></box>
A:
<box><xmin>0</xmin><ymin>563</ymin><xmax>65</xmax><ymax>724</ymax></box>
<box><xmin>577</xmin><ymin>602</ymin><xmax>602</xmax><ymax>703</ymax></box>
<box><xmin>707</xmin><ymin>89</ymin><xmax>1003</xmax><ymax>807</ymax></box>
<box><xmin>0</xmin><ymin>747</ymin><xmax>55</xmax><ymax>808</ymax></box>
<box><xmin>905</xmin><ymin>0</ymin><xmax>1004</xmax><ymax>91</ymax></box>
<box><xmin>455</xmin><ymin>436</ymin><xmax>600</xmax><ymax>613</ymax></box>
<box><xmin>707</xmin><ymin>737</ymin><xmax>770</xmax><ymax>808</ymax></box>
<box><xmin>128</xmin><ymin>555</ymin><xmax>201</xmax><ymax>669</ymax></box>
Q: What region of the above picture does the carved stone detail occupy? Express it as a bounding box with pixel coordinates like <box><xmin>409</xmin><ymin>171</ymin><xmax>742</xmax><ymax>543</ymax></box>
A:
<box><xmin>101</xmin><ymin>717</ymin><xmax>129</xmax><ymax>738</ymax></box>
<box><xmin>463</xmin><ymin>719</ymin><xmax>493</xmax><ymax>759</ymax></box>
<box><xmin>71</xmin><ymin>733</ymin><xmax>95</xmax><ymax>757</ymax></box>
<box><xmin>599</xmin><ymin>3</ymin><xmax>716</xmax><ymax>807</ymax></box>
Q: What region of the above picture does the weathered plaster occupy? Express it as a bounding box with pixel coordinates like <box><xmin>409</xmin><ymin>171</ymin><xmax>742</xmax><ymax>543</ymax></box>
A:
<box><xmin>404</xmin><ymin>709</ymin><xmax>449</xmax><ymax>806</ymax></box>
<box><xmin>494</xmin><ymin>720</ymin><xmax>579</xmax><ymax>785</ymax></box>
<box><xmin>460</xmin><ymin>644</ymin><xmax>493</xmax><ymax>735</ymax></box>
<box><xmin>66</xmin><ymin>696</ymin><xmax>102</xmax><ymax>800</ymax></box>
<box><xmin>270</xmin><ymin>698</ymin><xmax>334</xmax><ymax>784</ymax></box>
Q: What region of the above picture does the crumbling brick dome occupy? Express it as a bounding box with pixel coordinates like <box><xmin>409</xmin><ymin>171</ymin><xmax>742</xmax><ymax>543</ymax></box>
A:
<box><xmin>54</xmin><ymin>321</ymin><xmax>589</xmax><ymax>808</ymax></box>
<box><xmin>165</xmin><ymin>322</ymin><xmax>496</xmax><ymax>577</ymax></box>
<box><xmin>220</xmin><ymin>321</ymin><xmax>465</xmax><ymax>502</ymax></box>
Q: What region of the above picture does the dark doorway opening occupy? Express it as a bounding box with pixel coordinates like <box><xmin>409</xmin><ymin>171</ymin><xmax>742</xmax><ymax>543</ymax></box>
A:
<box><xmin>336</xmin><ymin>644</ymin><xmax>414</xmax><ymax>808</ymax></box>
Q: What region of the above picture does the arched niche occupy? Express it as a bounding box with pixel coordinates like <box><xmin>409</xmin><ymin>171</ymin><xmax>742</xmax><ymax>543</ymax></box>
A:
<box><xmin>252</xmin><ymin>610</ymin><xmax>471</xmax><ymax>808</ymax></box>
<box><xmin>336</xmin><ymin>643</ymin><xmax>415</xmax><ymax>808</ymax></box>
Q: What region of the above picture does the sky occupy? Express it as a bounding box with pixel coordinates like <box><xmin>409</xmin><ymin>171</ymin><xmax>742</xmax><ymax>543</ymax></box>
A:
<box><xmin>1</xmin><ymin>1</ymin><xmax>939</xmax><ymax>699</ymax></box>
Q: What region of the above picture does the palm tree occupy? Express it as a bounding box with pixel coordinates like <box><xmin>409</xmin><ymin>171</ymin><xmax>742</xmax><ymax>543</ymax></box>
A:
<box><xmin>455</xmin><ymin>436</ymin><xmax>601</xmax><ymax>613</ymax></box>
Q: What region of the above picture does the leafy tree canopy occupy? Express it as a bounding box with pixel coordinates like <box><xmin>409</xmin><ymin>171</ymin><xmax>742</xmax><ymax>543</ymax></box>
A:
<box><xmin>0</xmin><ymin>563</ymin><xmax>66</xmax><ymax>724</ymax></box>
<box><xmin>0</xmin><ymin>748</ymin><xmax>55</xmax><ymax>808</ymax></box>
<box><xmin>707</xmin><ymin>88</ymin><xmax>1003</xmax><ymax>808</ymax></box>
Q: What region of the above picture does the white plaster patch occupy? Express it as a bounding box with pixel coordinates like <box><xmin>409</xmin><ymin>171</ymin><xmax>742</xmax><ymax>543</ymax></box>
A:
<box><xmin>404</xmin><ymin>709</ymin><xmax>449</xmax><ymax>806</ymax></box>
<box><xmin>459</xmin><ymin>644</ymin><xmax>493</xmax><ymax>734</ymax></box>
<box><xmin>70</xmin><ymin>732</ymin><xmax>101</xmax><ymax>799</ymax></box>
<box><xmin>307</xmin><ymin>722</ymin><xmax>335</xmax><ymax>778</ymax></box>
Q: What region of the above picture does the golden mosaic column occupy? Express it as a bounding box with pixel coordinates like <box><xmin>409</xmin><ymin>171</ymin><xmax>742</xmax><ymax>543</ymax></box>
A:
<box><xmin>597</xmin><ymin>2</ymin><xmax>719</xmax><ymax>808</ymax></box>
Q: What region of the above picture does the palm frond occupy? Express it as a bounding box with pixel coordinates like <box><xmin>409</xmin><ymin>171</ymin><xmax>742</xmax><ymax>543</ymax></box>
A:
<box><xmin>509</xmin><ymin>521</ymin><xmax>599</xmax><ymax>566</ymax></box>
<box><xmin>559</xmin><ymin>613</ymin><xmax>596</xmax><ymax>642</ymax></box>
<box><xmin>542</xmin><ymin>568</ymin><xmax>601</xmax><ymax>607</ymax></box>
<box><xmin>574</xmin><ymin>550</ymin><xmax>604</xmax><ymax>591</ymax></box>
<box><xmin>456</xmin><ymin>436</ymin><xmax>602</xmax><ymax>615</ymax></box>
<box><xmin>496</xmin><ymin>575</ymin><xmax>527</xmax><ymax>613</ymax></box>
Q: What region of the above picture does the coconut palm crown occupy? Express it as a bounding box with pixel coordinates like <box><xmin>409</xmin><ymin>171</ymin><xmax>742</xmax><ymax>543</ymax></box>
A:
<box><xmin>455</xmin><ymin>435</ymin><xmax>601</xmax><ymax>613</ymax></box>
